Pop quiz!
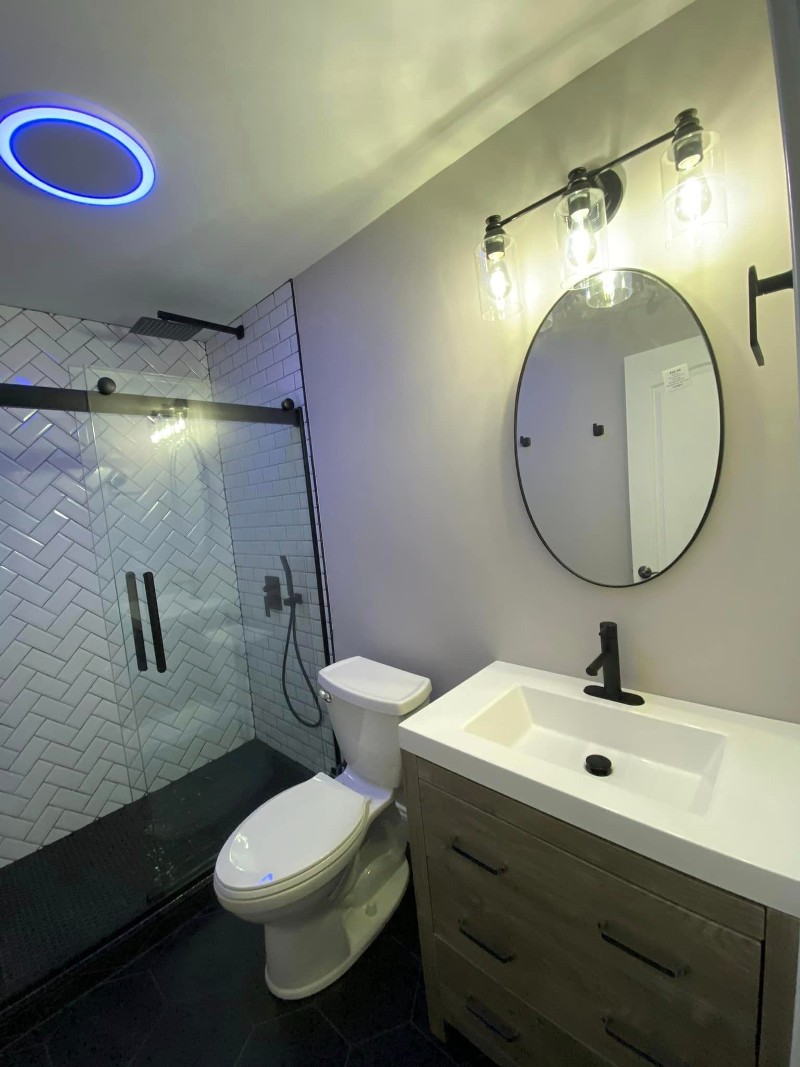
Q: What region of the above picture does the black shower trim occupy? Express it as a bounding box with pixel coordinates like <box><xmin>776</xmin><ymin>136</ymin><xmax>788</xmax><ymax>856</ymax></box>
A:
<box><xmin>290</xmin><ymin>279</ymin><xmax>339</xmax><ymax>770</ymax></box>
<box><xmin>0</xmin><ymin>382</ymin><xmax>297</xmax><ymax>424</ymax></box>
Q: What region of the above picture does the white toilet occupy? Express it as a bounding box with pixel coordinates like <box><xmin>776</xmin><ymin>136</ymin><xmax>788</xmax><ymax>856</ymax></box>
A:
<box><xmin>213</xmin><ymin>656</ymin><xmax>431</xmax><ymax>1000</ymax></box>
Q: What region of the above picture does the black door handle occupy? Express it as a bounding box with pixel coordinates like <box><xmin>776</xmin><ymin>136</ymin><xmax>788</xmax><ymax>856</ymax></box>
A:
<box><xmin>125</xmin><ymin>572</ymin><xmax>148</xmax><ymax>671</ymax></box>
<box><xmin>143</xmin><ymin>571</ymin><xmax>167</xmax><ymax>673</ymax></box>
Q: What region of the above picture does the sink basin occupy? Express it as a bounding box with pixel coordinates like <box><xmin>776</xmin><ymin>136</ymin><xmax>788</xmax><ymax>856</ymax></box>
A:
<box><xmin>398</xmin><ymin>661</ymin><xmax>800</xmax><ymax>916</ymax></box>
<box><xmin>463</xmin><ymin>686</ymin><xmax>726</xmax><ymax>814</ymax></box>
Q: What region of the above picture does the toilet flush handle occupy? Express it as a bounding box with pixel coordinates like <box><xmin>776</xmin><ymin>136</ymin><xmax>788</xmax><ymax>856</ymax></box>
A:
<box><xmin>319</xmin><ymin>688</ymin><xmax>332</xmax><ymax>703</ymax></box>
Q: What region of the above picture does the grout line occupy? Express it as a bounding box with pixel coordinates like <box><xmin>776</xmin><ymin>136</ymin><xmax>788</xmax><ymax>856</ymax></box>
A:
<box><xmin>347</xmin><ymin>1018</ymin><xmax>410</xmax><ymax>1048</ymax></box>
<box><xmin>231</xmin><ymin>1021</ymin><xmax>256</xmax><ymax>1067</ymax></box>
<box><xmin>314</xmin><ymin>1002</ymin><xmax>352</xmax><ymax>1048</ymax></box>
<box><xmin>123</xmin><ymin>980</ymin><xmax>166</xmax><ymax>1067</ymax></box>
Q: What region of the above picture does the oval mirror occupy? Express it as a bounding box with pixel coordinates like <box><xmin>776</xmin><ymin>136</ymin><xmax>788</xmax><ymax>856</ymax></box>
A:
<box><xmin>515</xmin><ymin>270</ymin><xmax>723</xmax><ymax>587</ymax></box>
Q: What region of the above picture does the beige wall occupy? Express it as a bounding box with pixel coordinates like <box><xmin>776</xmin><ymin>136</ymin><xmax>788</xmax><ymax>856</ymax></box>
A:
<box><xmin>295</xmin><ymin>0</ymin><xmax>800</xmax><ymax>723</ymax></box>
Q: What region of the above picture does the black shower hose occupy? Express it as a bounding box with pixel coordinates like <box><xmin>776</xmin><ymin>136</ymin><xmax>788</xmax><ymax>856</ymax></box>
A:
<box><xmin>280</xmin><ymin>555</ymin><xmax>323</xmax><ymax>728</ymax></box>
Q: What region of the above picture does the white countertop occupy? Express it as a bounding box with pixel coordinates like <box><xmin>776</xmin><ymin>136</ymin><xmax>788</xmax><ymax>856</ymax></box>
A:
<box><xmin>399</xmin><ymin>661</ymin><xmax>800</xmax><ymax>918</ymax></box>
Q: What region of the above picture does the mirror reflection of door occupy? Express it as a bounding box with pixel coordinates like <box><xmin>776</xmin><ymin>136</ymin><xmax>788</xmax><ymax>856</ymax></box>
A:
<box><xmin>624</xmin><ymin>338</ymin><xmax>720</xmax><ymax>583</ymax></box>
<box><xmin>514</xmin><ymin>271</ymin><xmax>722</xmax><ymax>588</ymax></box>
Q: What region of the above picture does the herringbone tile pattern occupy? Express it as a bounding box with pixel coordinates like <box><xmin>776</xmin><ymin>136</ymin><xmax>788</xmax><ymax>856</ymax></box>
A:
<box><xmin>0</xmin><ymin>306</ymin><xmax>252</xmax><ymax>866</ymax></box>
<box><xmin>82</xmin><ymin>369</ymin><xmax>253</xmax><ymax>794</ymax></box>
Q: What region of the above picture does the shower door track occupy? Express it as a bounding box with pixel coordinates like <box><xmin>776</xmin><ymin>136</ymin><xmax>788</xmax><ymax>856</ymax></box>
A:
<box><xmin>0</xmin><ymin>381</ymin><xmax>299</xmax><ymax>425</ymax></box>
<box><xmin>0</xmin><ymin>376</ymin><xmax>333</xmax><ymax>669</ymax></box>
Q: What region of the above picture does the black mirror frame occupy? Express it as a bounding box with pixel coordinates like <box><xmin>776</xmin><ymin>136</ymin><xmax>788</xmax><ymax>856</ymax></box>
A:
<box><xmin>513</xmin><ymin>269</ymin><xmax>725</xmax><ymax>589</ymax></box>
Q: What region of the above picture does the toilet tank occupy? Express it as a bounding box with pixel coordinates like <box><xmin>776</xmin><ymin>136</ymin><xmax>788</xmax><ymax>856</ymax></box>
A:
<box><xmin>319</xmin><ymin>657</ymin><xmax>431</xmax><ymax>788</ymax></box>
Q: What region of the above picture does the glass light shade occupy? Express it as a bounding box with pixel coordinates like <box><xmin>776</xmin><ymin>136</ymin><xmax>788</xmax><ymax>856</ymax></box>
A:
<box><xmin>661</xmin><ymin>129</ymin><xmax>726</xmax><ymax>249</ymax></box>
<box><xmin>555</xmin><ymin>185</ymin><xmax>609</xmax><ymax>290</ymax></box>
<box><xmin>585</xmin><ymin>270</ymin><xmax>634</xmax><ymax>309</ymax></box>
<box><xmin>475</xmin><ymin>231</ymin><xmax>522</xmax><ymax>321</ymax></box>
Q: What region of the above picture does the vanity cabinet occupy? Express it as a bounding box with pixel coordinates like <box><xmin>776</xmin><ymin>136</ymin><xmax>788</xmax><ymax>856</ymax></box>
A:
<box><xmin>402</xmin><ymin>752</ymin><xmax>799</xmax><ymax>1067</ymax></box>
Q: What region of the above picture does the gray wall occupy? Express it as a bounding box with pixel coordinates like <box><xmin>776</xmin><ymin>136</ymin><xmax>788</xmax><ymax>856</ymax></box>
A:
<box><xmin>294</xmin><ymin>0</ymin><xmax>800</xmax><ymax>723</ymax></box>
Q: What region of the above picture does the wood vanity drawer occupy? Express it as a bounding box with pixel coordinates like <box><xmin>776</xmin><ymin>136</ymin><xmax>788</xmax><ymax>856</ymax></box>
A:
<box><xmin>435</xmin><ymin>937</ymin><xmax>607</xmax><ymax>1066</ymax></box>
<box><xmin>422</xmin><ymin>782</ymin><xmax>761</xmax><ymax>1066</ymax></box>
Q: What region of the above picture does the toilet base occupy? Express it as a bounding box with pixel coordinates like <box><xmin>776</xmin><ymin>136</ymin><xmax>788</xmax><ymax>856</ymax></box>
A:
<box><xmin>263</xmin><ymin>857</ymin><xmax>409</xmax><ymax>1000</ymax></box>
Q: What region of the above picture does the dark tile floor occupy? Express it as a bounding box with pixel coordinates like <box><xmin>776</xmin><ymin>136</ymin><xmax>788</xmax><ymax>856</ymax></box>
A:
<box><xmin>0</xmin><ymin>741</ymin><xmax>306</xmax><ymax>1006</ymax></box>
<box><xmin>0</xmin><ymin>884</ymin><xmax>490</xmax><ymax>1067</ymax></box>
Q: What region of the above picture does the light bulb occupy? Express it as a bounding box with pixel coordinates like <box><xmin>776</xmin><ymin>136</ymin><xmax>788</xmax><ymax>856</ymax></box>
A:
<box><xmin>566</xmin><ymin>220</ymin><xmax>597</xmax><ymax>269</ymax></box>
<box><xmin>674</xmin><ymin>172</ymin><xmax>712</xmax><ymax>223</ymax></box>
<box><xmin>489</xmin><ymin>262</ymin><xmax>512</xmax><ymax>303</ymax></box>
<box><xmin>475</xmin><ymin>218</ymin><xmax>522</xmax><ymax>320</ymax></box>
<box><xmin>585</xmin><ymin>270</ymin><xmax>634</xmax><ymax>309</ymax></box>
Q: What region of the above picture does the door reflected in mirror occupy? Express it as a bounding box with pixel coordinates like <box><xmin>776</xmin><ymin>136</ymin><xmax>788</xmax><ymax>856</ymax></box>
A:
<box><xmin>515</xmin><ymin>270</ymin><xmax>722</xmax><ymax>587</ymax></box>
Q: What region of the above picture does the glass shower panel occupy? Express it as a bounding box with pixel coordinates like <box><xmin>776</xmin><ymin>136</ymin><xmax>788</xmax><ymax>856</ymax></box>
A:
<box><xmin>83</xmin><ymin>370</ymin><xmax>257</xmax><ymax>795</ymax></box>
<box><xmin>214</xmin><ymin>417</ymin><xmax>333</xmax><ymax>775</ymax></box>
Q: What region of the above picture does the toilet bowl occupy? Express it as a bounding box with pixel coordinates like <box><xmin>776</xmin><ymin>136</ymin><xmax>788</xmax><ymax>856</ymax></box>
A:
<box><xmin>214</xmin><ymin>656</ymin><xmax>431</xmax><ymax>1000</ymax></box>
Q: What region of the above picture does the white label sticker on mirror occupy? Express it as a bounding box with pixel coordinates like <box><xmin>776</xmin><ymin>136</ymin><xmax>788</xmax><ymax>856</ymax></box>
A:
<box><xmin>662</xmin><ymin>362</ymin><xmax>692</xmax><ymax>392</ymax></box>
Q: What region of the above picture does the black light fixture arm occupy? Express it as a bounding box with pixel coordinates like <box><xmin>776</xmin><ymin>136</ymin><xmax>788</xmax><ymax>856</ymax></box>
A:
<box><xmin>492</xmin><ymin>113</ymin><xmax>691</xmax><ymax>231</ymax></box>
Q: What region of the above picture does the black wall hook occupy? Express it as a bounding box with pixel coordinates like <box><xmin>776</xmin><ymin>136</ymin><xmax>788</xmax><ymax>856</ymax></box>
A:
<box><xmin>748</xmin><ymin>265</ymin><xmax>793</xmax><ymax>366</ymax></box>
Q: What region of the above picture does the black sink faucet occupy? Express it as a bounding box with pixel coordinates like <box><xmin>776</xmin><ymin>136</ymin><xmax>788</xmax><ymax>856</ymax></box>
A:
<box><xmin>584</xmin><ymin>622</ymin><xmax>644</xmax><ymax>706</ymax></box>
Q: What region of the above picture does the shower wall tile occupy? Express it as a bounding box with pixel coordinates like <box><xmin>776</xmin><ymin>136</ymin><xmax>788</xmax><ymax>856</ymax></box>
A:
<box><xmin>207</xmin><ymin>283</ymin><xmax>336</xmax><ymax>775</ymax></box>
<box><xmin>0</xmin><ymin>304</ymin><xmax>232</xmax><ymax>868</ymax></box>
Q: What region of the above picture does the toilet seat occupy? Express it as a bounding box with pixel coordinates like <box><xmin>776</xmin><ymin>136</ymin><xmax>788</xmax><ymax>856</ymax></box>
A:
<box><xmin>214</xmin><ymin>774</ymin><xmax>369</xmax><ymax>898</ymax></box>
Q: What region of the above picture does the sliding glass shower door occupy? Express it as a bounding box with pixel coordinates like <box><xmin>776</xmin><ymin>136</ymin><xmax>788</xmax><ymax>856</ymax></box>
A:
<box><xmin>82</xmin><ymin>369</ymin><xmax>331</xmax><ymax>797</ymax></box>
<box><xmin>83</xmin><ymin>370</ymin><xmax>254</xmax><ymax>795</ymax></box>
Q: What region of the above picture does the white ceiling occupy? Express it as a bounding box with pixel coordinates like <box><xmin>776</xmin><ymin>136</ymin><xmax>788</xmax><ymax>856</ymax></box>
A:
<box><xmin>0</xmin><ymin>0</ymin><xmax>693</xmax><ymax>327</ymax></box>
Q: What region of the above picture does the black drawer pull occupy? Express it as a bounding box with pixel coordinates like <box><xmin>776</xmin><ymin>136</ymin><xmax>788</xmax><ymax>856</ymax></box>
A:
<box><xmin>598</xmin><ymin>922</ymin><xmax>689</xmax><ymax>978</ymax></box>
<box><xmin>458</xmin><ymin>920</ymin><xmax>515</xmax><ymax>963</ymax></box>
<box><xmin>603</xmin><ymin>1018</ymin><xmax>687</xmax><ymax>1067</ymax></box>
<box><xmin>466</xmin><ymin>997</ymin><xmax>520</xmax><ymax>1043</ymax></box>
<box><xmin>450</xmin><ymin>839</ymin><xmax>507</xmax><ymax>875</ymax></box>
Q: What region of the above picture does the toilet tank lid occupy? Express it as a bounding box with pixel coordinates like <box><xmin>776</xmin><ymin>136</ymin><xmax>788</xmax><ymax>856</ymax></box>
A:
<box><xmin>319</xmin><ymin>656</ymin><xmax>431</xmax><ymax>715</ymax></box>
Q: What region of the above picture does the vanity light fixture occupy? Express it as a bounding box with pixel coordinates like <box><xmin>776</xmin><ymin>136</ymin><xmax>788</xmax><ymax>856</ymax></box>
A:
<box><xmin>476</xmin><ymin>108</ymin><xmax>726</xmax><ymax>320</ymax></box>
<box><xmin>554</xmin><ymin>168</ymin><xmax>611</xmax><ymax>289</ymax></box>
<box><xmin>661</xmin><ymin>108</ymin><xmax>726</xmax><ymax>249</ymax></box>
<box><xmin>474</xmin><ymin>215</ymin><xmax>522</xmax><ymax>321</ymax></box>
<box><xmin>585</xmin><ymin>270</ymin><xmax>634</xmax><ymax>309</ymax></box>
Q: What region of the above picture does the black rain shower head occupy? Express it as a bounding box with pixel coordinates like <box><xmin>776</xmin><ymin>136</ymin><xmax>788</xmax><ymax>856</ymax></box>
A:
<box><xmin>128</xmin><ymin>311</ymin><xmax>245</xmax><ymax>342</ymax></box>
<box><xmin>130</xmin><ymin>316</ymin><xmax>201</xmax><ymax>341</ymax></box>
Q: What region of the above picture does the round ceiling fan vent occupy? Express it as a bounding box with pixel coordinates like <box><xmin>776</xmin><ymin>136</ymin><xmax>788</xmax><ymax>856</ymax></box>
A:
<box><xmin>0</xmin><ymin>105</ymin><xmax>155</xmax><ymax>206</ymax></box>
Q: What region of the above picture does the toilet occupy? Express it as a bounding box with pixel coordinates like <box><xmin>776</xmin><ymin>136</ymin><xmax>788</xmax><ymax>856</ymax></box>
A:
<box><xmin>213</xmin><ymin>656</ymin><xmax>431</xmax><ymax>1000</ymax></box>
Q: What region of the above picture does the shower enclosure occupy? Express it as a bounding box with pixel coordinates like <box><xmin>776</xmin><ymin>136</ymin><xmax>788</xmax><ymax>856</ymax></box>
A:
<box><xmin>0</xmin><ymin>354</ymin><xmax>333</xmax><ymax>1015</ymax></box>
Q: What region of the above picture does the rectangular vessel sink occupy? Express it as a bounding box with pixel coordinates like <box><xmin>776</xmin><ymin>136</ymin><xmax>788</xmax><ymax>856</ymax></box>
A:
<box><xmin>463</xmin><ymin>686</ymin><xmax>726</xmax><ymax>814</ymax></box>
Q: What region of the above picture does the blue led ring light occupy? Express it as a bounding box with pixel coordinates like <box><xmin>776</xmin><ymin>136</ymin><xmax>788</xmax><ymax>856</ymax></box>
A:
<box><xmin>0</xmin><ymin>106</ymin><xmax>155</xmax><ymax>205</ymax></box>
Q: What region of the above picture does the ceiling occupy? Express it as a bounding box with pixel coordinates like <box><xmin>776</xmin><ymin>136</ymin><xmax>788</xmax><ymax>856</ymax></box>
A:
<box><xmin>0</xmin><ymin>0</ymin><xmax>693</xmax><ymax>327</ymax></box>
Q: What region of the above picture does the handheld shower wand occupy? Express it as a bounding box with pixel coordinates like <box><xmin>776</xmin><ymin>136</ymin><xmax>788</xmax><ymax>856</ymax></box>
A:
<box><xmin>279</xmin><ymin>555</ymin><xmax>323</xmax><ymax>728</ymax></box>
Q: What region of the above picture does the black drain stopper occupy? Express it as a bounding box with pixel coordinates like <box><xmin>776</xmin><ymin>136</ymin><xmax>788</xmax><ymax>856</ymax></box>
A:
<box><xmin>585</xmin><ymin>753</ymin><xmax>612</xmax><ymax>777</ymax></box>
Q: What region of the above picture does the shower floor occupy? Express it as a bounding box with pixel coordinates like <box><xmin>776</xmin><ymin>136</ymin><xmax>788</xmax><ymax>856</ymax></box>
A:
<box><xmin>0</xmin><ymin>740</ymin><xmax>307</xmax><ymax>1013</ymax></box>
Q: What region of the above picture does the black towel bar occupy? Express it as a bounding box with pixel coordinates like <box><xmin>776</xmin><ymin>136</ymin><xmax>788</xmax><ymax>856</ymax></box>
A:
<box><xmin>748</xmin><ymin>264</ymin><xmax>793</xmax><ymax>366</ymax></box>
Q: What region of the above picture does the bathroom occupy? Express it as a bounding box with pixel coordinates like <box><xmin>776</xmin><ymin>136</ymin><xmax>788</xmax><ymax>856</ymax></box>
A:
<box><xmin>0</xmin><ymin>0</ymin><xmax>798</xmax><ymax>1062</ymax></box>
